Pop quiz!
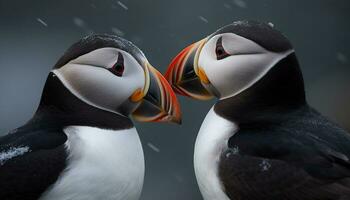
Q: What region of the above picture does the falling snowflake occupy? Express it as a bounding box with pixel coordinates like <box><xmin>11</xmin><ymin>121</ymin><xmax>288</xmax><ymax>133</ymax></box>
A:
<box><xmin>336</xmin><ymin>52</ymin><xmax>348</xmax><ymax>64</ymax></box>
<box><xmin>73</xmin><ymin>17</ymin><xmax>85</xmax><ymax>27</ymax></box>
<box><xmin>198</xmin><ymin>16</ymin><xmax>209</xmax><ymax>23</ymax></box>
<box><xmin>259</xmin><ymin>159</ymin><xmax>271</xmax><ymax>172</ymax></box>
<box><xmin>223</xmin><ymin>3</ymin><xmax>232</xmax><ymax>9</ymax></box>
<box><xmin>90</xmin><ymin>3</ymin><xmax>97</xmax><ymax>9</ymax></box>
<box><xmin>233</xmin><ymin>0</ymin><xmax>247</xmax><ymax>8</ymax></box>
<box><xmin>225</xmin><ymin>146</ymin><xmax>239</xmax><ymax>158</ymax></box>
<box><xmin>174</xmin><ymin>174</ymin><xmax>184</xmax><ymax>183</ymax></box>
<box><xmin>117</xmin><ymin>1</ymin><xmax>128</xmax><ymax>10</ymax></box>
<box><xmin>268</xmin><ymin>22</ymin><xmax>274</xmax><ymax>28</ymax></box>
<box><xmin>73</xmin><ymin>17</ymin><xmax>93</xmax><ymax>34</ymax></box>
<box><xmin>147</xmin><ymin>142</ymin><xmax>160</xmax><ymax>153</ymax></box>
<box><xmin>36</xmin><ymin>18</ymin><xmax>48</xmax><ymax>27</ymax></box>
<box><xmin>111</xmin><ymin>27</ymin><xmax>125</xmax><ymax>36</ymax></box>
<box><xmin>131</xmin><ymin>35</ymin><xmax>143</xmax><ymax>45</ymax></box>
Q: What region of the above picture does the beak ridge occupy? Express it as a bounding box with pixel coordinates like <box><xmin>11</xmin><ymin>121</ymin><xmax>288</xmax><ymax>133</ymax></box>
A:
<box><xmin>165</xmin><ymin>39</ymin><xmax>213</xmax><ymax>100</ymax></box>
<box><xmin>132</xmin><ymin>63</ymin><xmax>181</xmax><ymax>124</ymax></box>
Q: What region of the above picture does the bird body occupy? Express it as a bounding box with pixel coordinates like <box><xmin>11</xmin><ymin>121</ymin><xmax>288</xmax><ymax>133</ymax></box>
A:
<box><xmin>166</xmin><ymin>20</ymin><xmax>350</xmax><ymax>199</ymax></box>
<box><xmin>195</xmin><ymin>103</ymin><xmax>350</xmax><ymax>200</ymax></box>
<box><xmin>0</xmin><ymin>124</ymin><xmax>144</xmax><ymax>200</ymax></box>
<box><xmin>0</xmin><ymin>34</ymin><xmax>180</xmax><ymax>200</ymax></box>
<box><xmin>229</xmin><ymin>106</ymin><xmax>350</xmax><ymax>200</ymax></box>
<box><xmin>0</xmin><ymin>117</ymin><xmax>68</xmax><ymax>200</ymax></box>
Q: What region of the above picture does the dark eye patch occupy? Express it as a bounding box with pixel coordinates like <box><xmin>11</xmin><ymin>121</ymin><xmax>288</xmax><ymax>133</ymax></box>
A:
<box><xmin>215</xmin><ymin>36</ymin><xmax>230</xmax><ymax>60</ymax></box>
<box><xmin>110</xmin><ymin>52</ymin><xmax>125</xmax><ymax>77</ymax></box>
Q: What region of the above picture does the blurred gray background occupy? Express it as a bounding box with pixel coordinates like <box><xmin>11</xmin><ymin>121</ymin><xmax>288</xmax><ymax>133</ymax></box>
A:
<box><xmin>0</xmin><ymin>0</ymin><xmax>349</xmax><ymax>199</ymax></box>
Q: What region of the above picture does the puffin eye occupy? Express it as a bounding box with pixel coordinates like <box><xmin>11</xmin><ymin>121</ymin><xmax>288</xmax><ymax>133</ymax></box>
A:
<box><xmin>110</xmin><ymin>52</ymin><xmax>124</xmax><ymax>77</ymax></box>
<box><xmin>215</xmin><ymin>37</ymin><xmax>230</xmax><ymax>60</ymax></box>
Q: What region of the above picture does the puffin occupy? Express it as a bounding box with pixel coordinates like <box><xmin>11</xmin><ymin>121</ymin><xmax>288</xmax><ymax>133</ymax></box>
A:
<box><xmin>165</xmin><ymin>20</ymin><xmax>350</xmax><ymax>200</ymax></box>
<box><xmin>0</xmin><ymin>34</ymin><xmax>181</xmax><ymax>200</ymax></box>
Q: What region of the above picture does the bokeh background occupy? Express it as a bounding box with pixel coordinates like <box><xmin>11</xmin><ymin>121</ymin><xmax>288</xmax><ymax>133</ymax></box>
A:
<box><xmin>0</xmin><ymin>0</ymin><xmax>349</xmax><ymax>199</ymax></box>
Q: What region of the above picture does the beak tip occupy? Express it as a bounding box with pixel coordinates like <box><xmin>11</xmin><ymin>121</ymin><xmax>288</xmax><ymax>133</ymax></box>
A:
<box><xmin>166</xmin><ymin>111</ymin><xmax>182</xmax><ymax>125</ymax></box>
<box><xmin>165</xmin><ymin>39</ymin><xmax>214</xmax><ymax>101</ymax></box>
<box><xmin>172</xmin><ymin>117</ymin><xmax>182</xmax><ymax>125</ymax></box>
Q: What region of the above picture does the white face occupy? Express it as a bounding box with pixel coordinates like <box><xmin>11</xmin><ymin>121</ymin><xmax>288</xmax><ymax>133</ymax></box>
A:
<box><xmin>198</xmin><ymin>33</ymin><xmax>293</xmax><ymax>99</ymax></box>
<box><xmin>53</xmin><ymin>47</ymin><xmax>146</xmax><ymax>115</ymax></box>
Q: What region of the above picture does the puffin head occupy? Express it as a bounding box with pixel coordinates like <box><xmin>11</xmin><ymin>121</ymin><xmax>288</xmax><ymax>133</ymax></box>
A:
<box><xmin>165</xmin><ymin>20</ymin><xmax>303</xmax><ymax>107</ymax></box>
<box><xmin>43</xmin><ymin>34</ymin><xmax>181</xmax><ymax>125</ymax></box>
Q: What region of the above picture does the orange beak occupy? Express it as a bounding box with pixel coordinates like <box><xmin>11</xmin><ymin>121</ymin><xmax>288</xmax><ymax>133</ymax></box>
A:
<box><xmin>132</xmin><ymin>63</ymin><xmax>181</xmax><ymax>124</ymax></box>
<box><xmin>165</xmin><ymin>39</ymin><xmax>213</xmax><ymax>100</ymax></box>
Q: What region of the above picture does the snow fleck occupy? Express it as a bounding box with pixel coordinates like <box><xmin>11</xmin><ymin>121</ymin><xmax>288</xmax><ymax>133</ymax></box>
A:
<box><xmin>36</xmin><ymin>18</ymin><xmax>48</xmax><ymax>27</ymax></box>
<box><xmin>232</xmin><ymin>20</ymin><xmax>249</xmax><ymax>26</ymax></box>
<box><xmin>90</xmin><ymin>3</ymin><xmax>97</xmax><ymax>9</ymax></box>
<box><xmin>232</xmin><ymin>146</ymin><xmax>239</xmax><ymax>154</ymax></box>
<box><xmin>131</xmin><ymin>35</ymin><xmax>143</xmax><ymax>45</ymax></box>
<box><xmin>233</xmin><ymin>0</ymin><xmax>247</xmax><ymax>8</ymax></box>
<box><xmin>73</xmin><ymin>17</ymin><xmax>85</xmax><ymax>27</ymax></box>
<box><xmin>198</xmin><ymin>16</ymin><xmax>209</xmax><ymax>23</ymax></box>
<box><xmin>111</xmin><ymin>27</ymin><xmax>125</xmax><ymax>37</ymax></box>
<box><xmin>223</xmin><ymin>3</ymin><xmax>232</xmax><ymax>9</ymax></box>
<box><xmin>174</xmin><ymin>174</ymin><xmax>184</xmax><ymax>183</ymax></box>
<box><xmin>259</xmin><ymin>159</ymin><xmax>271</xmax><ymax>171</ymax></box>
<box><xmin>8</xmin><ymin>128</ymin><xmax>18</xmax><ymax>135</ymax></box>
<box><xmin>0</xmin><ymin>146</ymin><xmax>30</xmax><ymax>165</ymax></box>
<box><xmin>336</xmin><ymin>52</ymin><xmax>348</xmax><ymax>64</ymax></box>
<box><xmin>73</xmin><ymin>17</ymin><xmax>93</xmax><ymax>34</ymax></box>
<box><xmin>117</xmin><ymin>1</ymin><xmax>128</xmax><ymax>10</ymax></box>
<box><xmin>147</xmin><ymin>142</ymin><xmax>160</xmax><ymax>153</ymax></box>
<box><xmin>268</xmin><ymin>22</ymin><xmax>274</xmax><ymax>28</ymax></box>
<box><xmin>225</xmin><ymin>145</ymin><xmax>239</xmax><ymax>158</ymax></box>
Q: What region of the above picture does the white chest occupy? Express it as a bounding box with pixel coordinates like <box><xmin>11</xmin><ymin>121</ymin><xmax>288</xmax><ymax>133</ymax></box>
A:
<box><xmin>194</xmin><ymin>107</ymin><xmax>238</xmax><ymax>200</ymax></box>
<box><xmin>40</xmin><ymin>126</ymin><xmax>145</xmax><ymax>200</ymax></box>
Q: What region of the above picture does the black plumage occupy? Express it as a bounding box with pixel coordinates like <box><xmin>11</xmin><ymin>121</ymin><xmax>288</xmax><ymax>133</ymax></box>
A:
<box><xmin>209</xmin><ymin>20</ymin><xmax>292</xmax><ymax>53</ymax></box>
<box><xmin>54</xmin><ymin>34</ymin><xmax>146</xmax><ymax>69</ymax></box>
<box><xmin>0</xmin><ymin>73</ymin><xmax>133</xmax><ymax>200</ymax></box>
<box><xmin>0</xmin><ymin>123</ymin><xmax>67</xmax><ymax>200</ymax></box>
<box><xmin>218</xmin><ymin>105</ymin><xmax>350</xmax><ymax>200</ymax></box>
<box><xmin>0</xmin><ymin>35</ymin><xmax>134</xmax><ymax>199</ymax></box>
<box><xmin>213</xmin><ymin>28</ymin><xmax>350</xmax><ymax>199</ymax></box>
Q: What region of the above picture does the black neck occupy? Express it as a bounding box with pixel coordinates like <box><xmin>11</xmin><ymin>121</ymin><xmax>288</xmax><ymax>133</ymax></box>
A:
<box><xmin>214</xmin><ymin>53</ymin><xmax>306</xmax><ymax>125</ymax></box>
<box><xmin>29</xmin><ymin>72</ymin><xmax>133</xmax><ymax>130</ymax></box>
